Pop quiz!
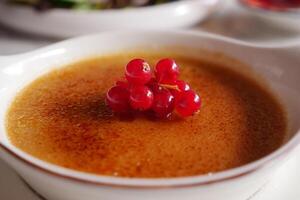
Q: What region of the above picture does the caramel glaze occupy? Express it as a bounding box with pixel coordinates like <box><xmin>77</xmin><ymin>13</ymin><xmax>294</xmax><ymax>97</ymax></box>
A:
<box><xmin>6</xmin><ymin>51</ymin><xmax>287</xmax><ymax>178</ymax></box>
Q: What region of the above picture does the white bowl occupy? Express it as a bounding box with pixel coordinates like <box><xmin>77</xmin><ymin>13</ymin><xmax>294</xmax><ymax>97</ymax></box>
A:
<box><xmin>0</xmin><ymin>0</ymin><xmax>221</xmax><ymax>38</ymax></box>
<box><xmin>0</xmin><ymin>31</ymin><xmax>300</xmax><ymax>200</ymax></box>
<box><xmin>238</xmin><ymin>0</ymin><xmax>300</xmax><ymax>32</ymax></box>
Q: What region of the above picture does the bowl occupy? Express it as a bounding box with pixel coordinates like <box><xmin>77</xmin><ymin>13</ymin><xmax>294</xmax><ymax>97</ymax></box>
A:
<box><xmin>0</xmin><ymin>0</ymin><xmax>222</xmax><ymax>38</ymax></box>
<box><xmin>238</xmin><ymin>0</ymin><xmax>300</xmax><ymax>32</ymax></box>
<box><xmin>0</xmin><ymin>31</ymin><xmax>300</xmax><ymax>200</ymax></box>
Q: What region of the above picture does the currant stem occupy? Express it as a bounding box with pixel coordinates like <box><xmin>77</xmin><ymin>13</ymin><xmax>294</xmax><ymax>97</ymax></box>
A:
<box><xmin>159</xmin><ymin>84</ymin><xmax>180</xmax><ymax>91</ymax></box>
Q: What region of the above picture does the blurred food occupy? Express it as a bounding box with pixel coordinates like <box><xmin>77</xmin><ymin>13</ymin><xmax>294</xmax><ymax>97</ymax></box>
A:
<box><xmin>240</xmin><ymin>0</ymin><xmax>300</xmax><ymax>11</ymax></box>
<box><xmin>8</xmin><ymin>0</ymin><xmax>178</xmax><ymax>10</ymax></box>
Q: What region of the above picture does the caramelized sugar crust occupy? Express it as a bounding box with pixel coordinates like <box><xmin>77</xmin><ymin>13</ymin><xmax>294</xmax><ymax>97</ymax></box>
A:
<box><xmin>6</xmin><ymin>51</ymin><xmax>286</xmax><ymax>178</ymax></box>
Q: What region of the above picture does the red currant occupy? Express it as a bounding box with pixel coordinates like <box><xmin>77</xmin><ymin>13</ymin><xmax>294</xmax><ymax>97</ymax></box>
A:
<box><xmin>147</xmin><ymin>78</ymin><xmax>163</xmax><ymax>93</ymax></box>
<box><xmin>125</xmin><ymin>59</ymin><xmax>152</xmax><ymax>85</ymax></box>
<box><xmin>152</xmin><ymin>89</ymin><xmax>175</xmax><ymax>118</ymax></box>
<box><xmin>171</xmin><ymin>80</ymin><xmax>190</xmax><ymax>98</ymax></box>
<box><xmin>106</xmin><ymin>58</ymin><xmax>201</xmax><ymax>119</ymax></box>
<box><xmin>116</xmin><ymin>80</ymin><xmax>129</xmax><ymax>89</ymax></box>
<box><xmin>129</xmin><ymin>85</ymin><xmax>154</xmax><ymax>110</ymax></box>
<box><xmin>106</xmin><ymin>86</ymin><xmax>130</xmax><ymax>112</ymax></box>
<box><xmin>175</xmin><ymin>90</ymin><xmax>201</xmax><ymax>117</ymax></box>
<box><xmin>176</xmin><ymin>80</ymin><xmax>190</xmax><ymax>91</ymax></box>
<box><xmin>155</xmin><ymin>58</ymin><xmax>179</xmax><ymax>84</ymax></box>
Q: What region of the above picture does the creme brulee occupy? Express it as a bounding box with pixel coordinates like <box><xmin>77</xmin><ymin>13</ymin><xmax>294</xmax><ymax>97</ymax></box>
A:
<box><xmin>5</xmin><ymin>51</ymin><xmax>287</xmax><ymax>178</ymax></box>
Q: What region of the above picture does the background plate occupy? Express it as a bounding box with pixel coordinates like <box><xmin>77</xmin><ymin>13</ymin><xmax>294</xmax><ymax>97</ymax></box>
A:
<box><xmin>0</xmin><ymin>0</ymin><xmax>221</xmax><ymax>38</ymax></box>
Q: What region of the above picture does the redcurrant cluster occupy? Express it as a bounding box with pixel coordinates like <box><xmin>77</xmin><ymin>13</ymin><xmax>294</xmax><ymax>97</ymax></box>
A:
<box><xmin>106</xmin><ymin>58</ymin><xmax>201</xmax><ymax>118</ymax></box>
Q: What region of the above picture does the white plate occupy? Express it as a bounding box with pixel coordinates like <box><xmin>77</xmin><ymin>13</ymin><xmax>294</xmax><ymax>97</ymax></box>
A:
<box><xmin>1</xmin><ymin>145</ymin><xmax>300</xmax><ymax>200</ymax></box>
<box><xmin>0</xmin><ymin>0</ymin><xmax>221</xmax><ymax>38</ymax></box>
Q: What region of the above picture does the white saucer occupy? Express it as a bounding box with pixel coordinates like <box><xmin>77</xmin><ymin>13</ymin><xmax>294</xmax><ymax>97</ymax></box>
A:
<box><xmin>1</xmin><ymin>146</ymin><xmax>300</xmax><ymax>200</ymax></box>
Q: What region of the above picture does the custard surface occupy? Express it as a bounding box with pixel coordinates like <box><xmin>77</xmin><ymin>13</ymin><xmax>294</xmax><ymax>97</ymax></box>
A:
<box><xmin>6</xmin><ymin>51</ymin><xmax>286</xmax><ymax>178</ymax></box>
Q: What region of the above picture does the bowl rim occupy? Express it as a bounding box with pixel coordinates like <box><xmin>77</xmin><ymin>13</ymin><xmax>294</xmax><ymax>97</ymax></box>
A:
<box><xmin>1</xmin><ymin>30</ymin><xmax>300</xmax><ymax>189</ymax></box>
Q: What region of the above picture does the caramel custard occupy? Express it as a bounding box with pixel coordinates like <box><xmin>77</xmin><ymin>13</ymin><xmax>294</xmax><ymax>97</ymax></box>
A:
<box><xmin>6</xmin><ymin>51</ymin><xmax>287</xmax><ymax>178</ymax></box>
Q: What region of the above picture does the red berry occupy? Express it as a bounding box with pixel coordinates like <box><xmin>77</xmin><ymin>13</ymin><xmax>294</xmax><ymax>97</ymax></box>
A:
<box><xmin>176</xmin><ymin>80</ymin><xmax>190</xmax><ymax>91</ymax></box>
<box><xmin>155</xmin><ymin>58</ymin><xmax>179</xmax><ymax>84</ymax></box>
<box><xmin>175</xmin><ymin>90</ymin><xmax>201</xmax><ymax>117</ymax></box>
<box><xmin>129</xmin><ymin>85</ymin><xmax>154</xmax><ymax>110</ymax></box>
<box><xmin>147</xmin><ymin>78</ymin><xmax>163</xmax><ymax>93</ymax></box>
<box><xmin>116</xmin><ymin>80</ymin><xmax>129</xmax><ymax>89</ymax></box>
<box><xmin>147</xmin><ymin>77</ymin><xmax>156</xmax><ymax>85</ymax></box>
<box><xmin>107</xmin><ymin>58</ymin><xmax>201</xmax><ymax>119</ymax></box>
<box><xmin>152</xmin><ymin>89</ymin><xmax>175</xmax><ymax>118</ymax></box>
<box><xmin>125</xmin><ymin>59</ymin><xmax>152</xmax><ymax>85</ymax></box>
<box><xmin>106</xmin><ymin>86</ymin><xmax>130</xmax><ymax>112</ymax></box>
<box><xmin>171</xmin><ymin>80</ymin><xmax>190</xmax><ymax>98</ymax></box>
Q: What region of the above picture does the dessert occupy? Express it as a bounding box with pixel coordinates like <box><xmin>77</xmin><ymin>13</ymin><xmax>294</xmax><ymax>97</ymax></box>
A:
<box><xmin>6</xmin><ymin>50</ymin><xmax>287</xmax><ymax>178</ymax></box>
